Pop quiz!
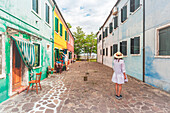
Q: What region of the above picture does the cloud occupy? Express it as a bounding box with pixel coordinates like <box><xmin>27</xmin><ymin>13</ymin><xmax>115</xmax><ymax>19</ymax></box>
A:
<box><xmin>55</xmin><ymin>0</ymin><xmax>117</xmax><ymax>35</ymax></box>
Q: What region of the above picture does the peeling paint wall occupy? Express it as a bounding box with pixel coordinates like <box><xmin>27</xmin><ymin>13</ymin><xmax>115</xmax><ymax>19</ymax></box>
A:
<box><xmin>0</xmin><ymin>0</ymin><xmax>53</xmax><ymax>103</ymax></box>
<box><xmin>145</xmin><ymin>0</ymin><xmax>170</xmax><ymax>92</ymax></box>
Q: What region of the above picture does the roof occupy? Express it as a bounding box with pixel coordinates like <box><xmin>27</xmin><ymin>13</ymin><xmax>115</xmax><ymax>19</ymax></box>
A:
<box><xmin>97</xmin><ymin>0</ymin><xmax>121</xmax><ymax>35</ymax></box>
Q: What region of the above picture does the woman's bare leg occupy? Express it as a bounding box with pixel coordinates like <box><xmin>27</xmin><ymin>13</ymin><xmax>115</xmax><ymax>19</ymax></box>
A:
<box><xmin>118</xmin><ymin>84</ymin><xmax>122</xmax><ymax>96</ymax></box>
<box><xmin>115</xmin><ymin>83</ymin><xmax>118</xmax><ymax>95</ymax></box>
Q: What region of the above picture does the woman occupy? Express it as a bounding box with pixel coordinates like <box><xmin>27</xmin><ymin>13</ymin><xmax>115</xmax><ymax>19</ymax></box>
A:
<box><xmin>112</xmin><ymin>52</ymin><xmax>127</xmax><ymax>100</ymax></box>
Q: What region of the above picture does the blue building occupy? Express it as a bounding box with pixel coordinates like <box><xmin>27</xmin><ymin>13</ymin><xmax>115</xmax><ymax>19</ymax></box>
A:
<box><xmin>97</xmin><ymin>0</ymin><xmax>170</xmax><ymax>93</ymax></box>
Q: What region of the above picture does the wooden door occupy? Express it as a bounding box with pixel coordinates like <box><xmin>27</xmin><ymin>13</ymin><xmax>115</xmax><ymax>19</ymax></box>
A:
<box><xmin>12</xmin><ymin>42</ymin><xmax>22</xmax><ymax>90</ymax></box>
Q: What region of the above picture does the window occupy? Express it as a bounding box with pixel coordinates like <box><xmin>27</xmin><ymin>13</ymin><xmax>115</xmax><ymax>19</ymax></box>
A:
<box><xmin>131</xmin><ymin>37</ymin><xmax>140</xmax><ymax>54</ymax></box>
<box><xmin>60</xmin><ymin>23</ymin><xmax>63</xmax><ymax>36</ymax></box>
<box><xmin>121</xmin><ymin>5</ymin><xmax>127</xmax><ymax>23</ymax></box>
<box><xmin>120</xmin><ymin>41</ymin><xmax>127</xmax><ymax>55</ymax></box>
<box><xmin>34</xmin><ymin>43</ymin><xmax>40</xmax><ymax>67</ymax></box>
<box><xmin>105</xmin><ymin>28</ymin><xmax>108</xmax><ymax>37</ymax></box>
<box><xmin>45</xmin><ymin>3</ymin><xmax>49</xmax><ymax>24</ymax></box>
<box><xmin>65</xmin><ymin>31</ymin><xmax>67</xmax><ymax>41</ymax></box>
<box><xmin>106</xmin><ymin>48</ymin><xmax>108</xmax><ymax>56</ymax></box>
<box><xmin>32</xmin><ymin>0</ymin><xmax>39</xmax><ymax>14</ymax></box>
<box><xmin>109</xmin><ymin>23</ymin><xmax>113</xmax><ymax>33</ymax></box>
<box><xmin>130</xmin><ymin>0</ymin><xmax>140</xmax><ymax>12</ymax></box>
<box><xmin>158</xmin><ymin>26</ymin><xmax>170</xmax><ymax>55</ymax></box>
<box><xmin>99</xmin><ymin>35</ymin><xmax>101</xmax><ymax>41</ymax></box>
<box><xmin>113</xmin><ymin>44</ymin><xmax>118</xmax><ymax>55</ymax></box>
<box><xmin>110</xmin><ymin>46</ymin><xmax>113</xmax><ymax>56</ymax></box>
<box><xmin>103</xmin><ymin>49</ymin><xmax>105</xmax><ymax>55</ymax></box>
<box><xmin>55</xmin><ymin>17</ymin><xmax>59</xmax><ymax>33</ymax></box>
<box><xmin>69</xmin><ymin>52</ymin><xmax>72</xmax><ymax>59</ymax></box>
<box><xmin>103</xmin><ymin>31</ymin><xmax>105</xmax><ymax>38</ymax></box>
<box><xmin>114</xmin><ymin>16</ymin><xmax>118</xmax><ymax>29</ymax></box>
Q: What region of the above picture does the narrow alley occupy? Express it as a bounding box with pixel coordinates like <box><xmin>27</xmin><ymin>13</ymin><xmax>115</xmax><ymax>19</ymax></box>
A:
<box><xmin>0</xmin><ymin>62</ymin><xmax>170</xmax><ymax>113</ymax></box>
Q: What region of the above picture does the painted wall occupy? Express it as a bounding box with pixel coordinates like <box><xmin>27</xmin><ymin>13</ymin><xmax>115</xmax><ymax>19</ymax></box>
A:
<box><xmin>114</xmin><ymin>0</ymin><xmax>143</xmax><ymax>81</ymax></box>
<box><xmin>145</xmin><ymin>0</ymin><xmax>170</xmax><ymax>92</ymax></box>
<box><xmin>67</xmin><ymin>32</ymin><xmax>74</xmax><ymax>61</ymax></box>
<box><xmin>97</xmin><ymin>0</ymin><xmax>143</xmax><ymax>80</ymax></box>
<box><xmin>54</xmin><ymin>11</ymin><xmax>67</xmax><ymax>50</ymax></box>
<box><xmin>0</xmin><ymin>0</ymin><xmax>53</xmax><ymax>103</ymax></box>
<box><xmin>97</xmin><ymin>31</ymin><xmax>102</xmax><ymax>63</ymax></box>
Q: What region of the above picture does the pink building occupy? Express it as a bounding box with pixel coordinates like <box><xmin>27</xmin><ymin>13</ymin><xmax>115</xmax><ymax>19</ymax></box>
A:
<box><xmin>67</xmin><ymin>30</ymin><xmax>74</xmax><ymax>64</ymax></box>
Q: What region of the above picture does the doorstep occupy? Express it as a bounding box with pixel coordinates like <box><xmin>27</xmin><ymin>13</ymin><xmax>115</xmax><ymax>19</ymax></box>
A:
<box><xmin>11</xmin><ymin>86</ymin><xmax>28</xmax><ymax>97</ymax></box>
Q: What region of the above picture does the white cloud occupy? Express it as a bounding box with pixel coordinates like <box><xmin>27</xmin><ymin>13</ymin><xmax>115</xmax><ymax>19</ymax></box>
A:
<box><xmin>55</xmin><ymin>0</ymin><xmax>117</xmax><ymax>35</ymax></box>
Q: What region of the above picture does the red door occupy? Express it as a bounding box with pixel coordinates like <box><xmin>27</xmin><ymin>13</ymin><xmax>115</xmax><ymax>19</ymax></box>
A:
<box><xmin>12</xmin><ymin>42</ymin><xmax>22</xmax><ymax>90</ymax></box>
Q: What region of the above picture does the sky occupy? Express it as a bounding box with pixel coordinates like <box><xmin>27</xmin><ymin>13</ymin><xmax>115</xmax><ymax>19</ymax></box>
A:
<box><xmin>55</xmin><ymin>0</ymin><xmax>117</xmax><ymax>35</ymax></box>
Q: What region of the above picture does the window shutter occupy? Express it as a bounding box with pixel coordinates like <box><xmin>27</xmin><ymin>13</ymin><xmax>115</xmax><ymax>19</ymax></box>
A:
<box><xmin>46</xmin><ymin>4</ymin><xmax>49</xmax><ymax>24</ymax></box>
<box><xmin>131</xmin><ymin>38</ymin><xmax>134</xmax><ymax>54</ymax></box>
<box><xmin>121</xmin><ymin>8</ymin><xmax>123</xmax><ymax>22</ymax></box>
<box><xmin>65</xmin><ymin>31</ymin><xmax>67</xmax><ymax>40</ymax></box>
<box><xmin>120</xmin><ymin>42</ymin><xmax>122</xmax><ymax>53</ymax></box>
<box><xmin>55</xmin><ymin>17</ymin><xmax>58</xmax><ymax>32</ymax></box>
<box><xmin>130</xmin><ymin>0</ymin><xmax>134</xmax><ymax>12</ymax></box>
<box><xmin>135</xmin><ymin>0</ymin><xmax>140</xmax><ymax>10</ymax></box>
<box><xmin>134</xmin><ymin>37</ymin><xmax>140</xmax><ymax>54</ymax></box>
<box><xmin>110</xmin><ymin>46</ymin><xmax>112</xmax><ymax>56</ymax></box>
<box><xmin>122</xmin><ymin>41</ymin><xmax>127</xmax><ymax>55</ymax></box>
<box><xmin>109</xmin><ymin>23</ymin><xmax>113</xmax><ymax>33</ymax></box>
<box><xmin>114</xmin><ymin>17</ymin><xmax>116</xmax><ymax>29</ymax></box>
<box><xmin>103</xmin><ymin>31</ymin><xmax>105</xmax><ymax>38</ymax></box>
<box><xmin>60</xmin><ymin>24</ymin><xmax>62</xmax><ymax>36</ymax></box>
<box><xmin>124</xmin><ymin>6</ymin><xmax>127</xmax><ymax>21</ymax></box>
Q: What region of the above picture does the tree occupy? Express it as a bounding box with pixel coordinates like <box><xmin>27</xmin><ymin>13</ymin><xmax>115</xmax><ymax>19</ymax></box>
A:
<box><xmin>73</xmin><ymin>26</ymin><xmax>86</xmax><ymax>59</ymax></box>
<box><xmin>67</xmin><ymin>23</ymin><xmax>72</xmax><ymax>29</ymax></box>
<box><xmin>85</xmin><ymin>32</ymin><xmax>97</xmax><ymax>60</ymax></box>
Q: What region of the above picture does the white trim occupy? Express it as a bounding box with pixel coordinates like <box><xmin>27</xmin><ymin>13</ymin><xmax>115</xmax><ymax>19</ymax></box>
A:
<box><xmin>33</xmin><ymin>42</ymin><xmax>41</xmax><ymax>67</ymax></box>
<box><xmin>155</xmin><ymin>23</ymin><xmax>170</xmax><ymax>57</ymax></box>
<box><xmin>44</xmin><ymin>1</ymin><xmax>52</xmax><ymax>27</ymax></box>
<box><xmin>0</xmin><ymin>33</ymin><xmax>6</xmax><ymax>79</ymax></box>
<box><xmin>31</xmin><ymin>0</ymin><xmax>41</xmax><ymax>18</ymax></box>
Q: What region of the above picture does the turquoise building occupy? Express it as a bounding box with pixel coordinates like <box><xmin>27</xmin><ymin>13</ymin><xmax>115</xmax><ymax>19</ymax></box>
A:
<box><xmin>0</xmin><ymin>0</ymin><xmax>53</xmax><ymax>103</ymax></box>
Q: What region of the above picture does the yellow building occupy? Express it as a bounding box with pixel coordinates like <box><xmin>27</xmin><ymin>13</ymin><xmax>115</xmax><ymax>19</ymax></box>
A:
<box><xmin>53</xmin><ymin>4</ymin><xmax>69</xmax><ymax>68</ymax></box>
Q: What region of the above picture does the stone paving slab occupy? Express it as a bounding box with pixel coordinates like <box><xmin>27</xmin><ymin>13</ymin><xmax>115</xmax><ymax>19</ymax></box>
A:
<box><xmin>0</xmin><ymin>61</ymin><xmax>170</xmax><ymax>113</ymax></box>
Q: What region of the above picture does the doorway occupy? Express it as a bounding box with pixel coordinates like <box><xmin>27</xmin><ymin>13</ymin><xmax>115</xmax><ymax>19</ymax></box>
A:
<box><xmin>12</xmin><ymin>41</ymin><xmax>22</xmax><ymax>91</ymax></box>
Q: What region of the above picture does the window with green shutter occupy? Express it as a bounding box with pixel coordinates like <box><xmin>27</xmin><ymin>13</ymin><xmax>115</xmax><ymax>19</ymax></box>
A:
<box><xmin>120</xmin><ymin>41</ymin><xmax>127</xmax><ymax>55</ymax></box>
<box><xmin>103</xmin><ymin>49</ymin><xmax>105</xmax><ymax>55</ymax></box>
<box><xmin>105</xmin><ymin>28</ymin><xmax>108</xmax><ymax>37</ymax></box>
<box><xmin>121</xmin><ymin>5</ymin><xmax>127</xmax><ymax>23</ymax></box>
<box><xmin>131</xmin><ymin>37</ymin><xmax>140</xmax><ymax>54</ymax></box>
<box><xmin>114</xmin><ymin>16</ymin><xmax>118</xmax><ymax>29</ymax></box>
<box><xmin>106</xmin><ymin>48</ymin><xmax>108</xmax><ymax>56</ymax></box>
<box><xmin>159</xmin><ymin>26</ymin><xmax>170</xmax><ymax>55</ymax></box>
<box><xmin>110</xmin><ymin>46</ymin><xmax>113</xmax><ymax>56</ymax></box>
<box><xmin>65</xmin><ymin>31</ymin><xmax>67</xmax><ymax>41</ymax></box>
<box><xmin>55</xmin><ymin>17</ymin><xmax>58</xmax><ymax>32</ymax></box>
<box><xmin>109</xmin><ymin>23</ymin><xmax>113</xmax><ymax>33</ymax></box>
<box><xmin>60</xmin><ymin>23</ymin><xmax>62</xmax><ymax>36</ymax></box>
<box><xmin>113</xmin><ymin>44</ymin><xmax>118</xmax><ymax>55</ymax></box>
<box><xmin>45</xmin><ymin>3</ymin><xmax>49</xmax><ymax>24</ymax></box>
<box><xmin>130</xmin><ymin>0</ymin><xmax>140</xmax><ymax>12</ymax></box>
<box><xmin>99</xmin><ymin>35</ymin><xmax>101</xmax><ymax>41</ymax></box>
<box><xmin>103</xmin><ymin>31</ymin><xmax>105</xmax><ymax>38</ymax></box>
<box><xmin>32</xmin><ymin>0</ymin><xmax>38</xmax><ymax>14</ymax></box>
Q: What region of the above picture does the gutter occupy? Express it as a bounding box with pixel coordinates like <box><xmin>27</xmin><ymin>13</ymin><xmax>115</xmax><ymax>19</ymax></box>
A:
<box><xmin>143</xmin><ymin>0</ymin><xmax>145</xmax><ymax>82</ymax></box>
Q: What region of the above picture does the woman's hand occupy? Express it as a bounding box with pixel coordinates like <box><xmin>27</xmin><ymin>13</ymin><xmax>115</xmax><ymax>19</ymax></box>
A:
<box><xmin>123</xmin><ymin>73</ymin><xmax>126</xmax><ymax>79</ymax></box>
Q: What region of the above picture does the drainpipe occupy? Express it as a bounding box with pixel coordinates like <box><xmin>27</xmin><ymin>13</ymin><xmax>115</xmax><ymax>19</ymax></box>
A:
<box><xmin>102</xmin><ymin>28</ymin><xmax>103</xmax><ymax>64</ymax></box>
<box><xmin>143</xmin><ymin>0</ymin><xmax>145</xmax><ymax>82</ymax></box>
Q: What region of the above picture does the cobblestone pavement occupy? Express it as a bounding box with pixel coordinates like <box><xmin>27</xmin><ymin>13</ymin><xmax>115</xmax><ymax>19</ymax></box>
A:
<box><xmin>0</xmin><ymin>62</ymin><xmax>170</xmax><ymax>113</ymax></box>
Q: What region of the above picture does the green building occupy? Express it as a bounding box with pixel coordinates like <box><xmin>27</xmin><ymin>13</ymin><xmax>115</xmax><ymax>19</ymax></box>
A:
<box><xmin>0</xmin><ymin>0</ymin><xmax>54</xmax><ymax>103</ymax></box>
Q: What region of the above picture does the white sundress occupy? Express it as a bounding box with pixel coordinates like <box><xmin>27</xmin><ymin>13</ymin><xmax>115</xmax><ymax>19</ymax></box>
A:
<box><xmin>112</xmin><ymin>59</ymin><xmax>126</xmax><ymax>84</ymax></box>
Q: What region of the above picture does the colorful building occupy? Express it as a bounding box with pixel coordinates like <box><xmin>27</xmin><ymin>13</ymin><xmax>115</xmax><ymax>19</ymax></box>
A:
<box><xmin>97</xmin><ymin>0</ymin><xmax>170</xmax><ymax>93</ymax></box>
<box><xmin>0</xmin><ymin>0</ymin><xmax>53</xmax><ymax>103</ymax></box>
<box><xmin>52</xmin><ymin>0</ymin><xmax>74</xmax><ymax>68</ymax></box>
<box><xmin>67</xmin><ymin>29</ymin><xmax>74</xmax><ymax>64</ymax></box>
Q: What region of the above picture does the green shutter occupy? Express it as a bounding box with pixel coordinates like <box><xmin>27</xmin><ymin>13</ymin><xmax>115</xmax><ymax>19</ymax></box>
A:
<box><xmin>131</xmin><ymin>38</ymin><xmax>134</xmax><ymax>54</ymax></box>
<box><xmin>46</xmin><ymin>4</ymin><xmax>49</xmax><ymax>24</ymax></box>
<box><xmin>65</xmin><ymin>31</ymin><xmax>67</xmax><ymax>40</ymax></box>
<box><xmin>134</xmin><ymin>37</ymin><xmax>140</xmax><ymax>54</ymax></box>
<box><xmin>60</xmin><ymin>23</ymin><xmax>62</xmax><ymax>36</ymax></box>
<box><xmin>130</xmin><ymin>0</ymin><xmax>135</xmax><ymax>12</ymax></box>
<box><xmin>121</xmin><ymin>8</ymin><xmax>123</xmax><ymax>22</ymax></box>
<box><xmin>124</xmin><ymin>6</ymin><xmax>127</xmax><ymax>21</ymax></box>
<box><xmin>135</xmin><ymin>0</ymin><xmax>140</xmax><ymax>10</ymax></box>
<box><xmin>55</xmin><ymin>17</ymin><xmax>58</xmax><ymax>32</ymax></box>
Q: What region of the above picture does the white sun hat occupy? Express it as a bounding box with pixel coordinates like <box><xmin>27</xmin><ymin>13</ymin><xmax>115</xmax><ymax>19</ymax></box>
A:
<box><xmin>114</xmin><ymin>52</ymin><xmax>124</xmax><ymax>59</ymax></box>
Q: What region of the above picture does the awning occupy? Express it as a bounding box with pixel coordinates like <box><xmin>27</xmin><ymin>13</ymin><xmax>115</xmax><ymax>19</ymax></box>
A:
<box><xmin>11</xmin><ymin>36</ymin><xmax>35</xmax><ymax>69</ymax></box>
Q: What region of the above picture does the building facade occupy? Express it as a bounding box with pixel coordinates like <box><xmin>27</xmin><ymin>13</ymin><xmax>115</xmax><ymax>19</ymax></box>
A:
<box><xmin>97</xmin><ymin>0</ymin><xmax>170</xmax><ymax>92</ymax></box>
<box><xmin>67</xmin><ymin>30</ymin><xmax>74</xmax><ymax>63</ymax></box>
<box><xmin>0</xmin><ymin>0</ymin><xmax>54</xmax><ymax>103</ymax></box>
